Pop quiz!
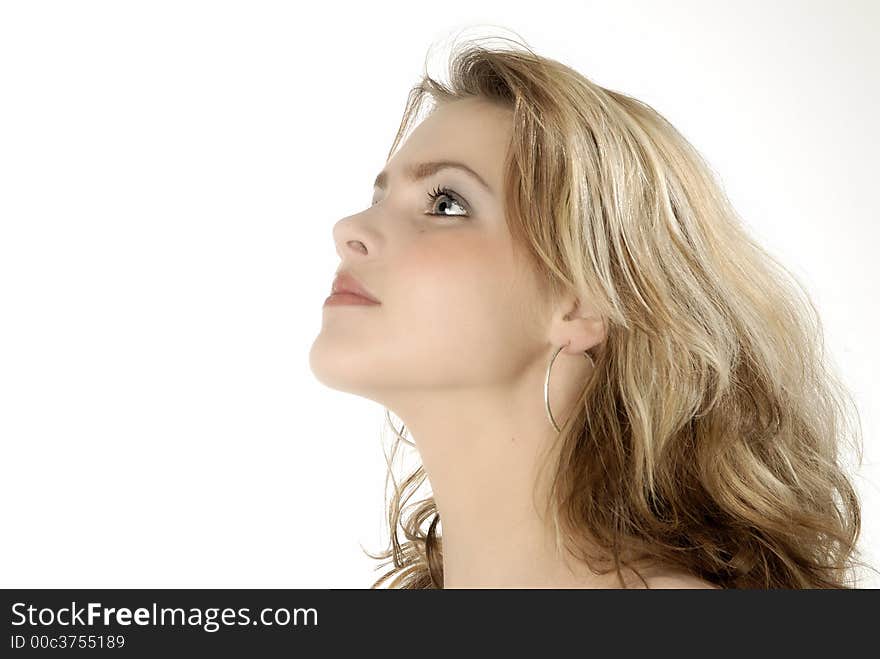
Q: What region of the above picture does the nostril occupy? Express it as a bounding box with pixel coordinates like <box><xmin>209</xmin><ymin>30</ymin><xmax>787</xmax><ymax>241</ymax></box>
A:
<box><xmin>347</xmin><ymin>240</ymin><xmax>367</xmax><ymax>254</ymax></box>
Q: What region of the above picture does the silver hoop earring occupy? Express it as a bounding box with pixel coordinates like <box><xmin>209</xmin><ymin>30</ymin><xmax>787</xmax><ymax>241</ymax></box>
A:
<box><xmin>385</xmin><ymin>408</ymin><xmax>417</xmax><ymax>447</ymax></box>
<box><xmin>545</xmin><ymin>345</ymin><xmax>595</xmax><ymax>433</ymax></box>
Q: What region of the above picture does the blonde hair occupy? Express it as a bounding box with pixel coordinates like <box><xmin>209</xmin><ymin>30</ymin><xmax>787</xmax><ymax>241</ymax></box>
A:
<box><xmin>364</xmin><ymin>33</ymin><xmax>870</xmax><ymax>588</ymax></box>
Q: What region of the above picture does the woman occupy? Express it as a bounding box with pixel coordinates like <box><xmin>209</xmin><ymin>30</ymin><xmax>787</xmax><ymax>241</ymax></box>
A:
<box><xmin>309</xmin><ymin>35</ymin><xmax>867</xmax><ymax>588</ymax></box>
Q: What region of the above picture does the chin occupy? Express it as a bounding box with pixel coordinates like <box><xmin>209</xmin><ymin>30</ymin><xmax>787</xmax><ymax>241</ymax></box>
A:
<box><xmin>308</xmin><ymin>336</ymin><xmax>374</xmax><ymax>396</ymax></box>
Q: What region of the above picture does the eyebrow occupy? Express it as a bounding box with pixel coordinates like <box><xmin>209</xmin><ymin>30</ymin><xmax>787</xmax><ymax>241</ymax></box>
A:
<box><xmin>373</xmin><ymin>160</ymin><xmax>493</xmax><ymax>195</ymax></box>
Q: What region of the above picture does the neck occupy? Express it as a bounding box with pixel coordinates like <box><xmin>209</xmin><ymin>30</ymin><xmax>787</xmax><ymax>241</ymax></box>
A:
<box><xmin>382</xmin><ymin>357</ymin><xmax>615</xmax><ymax>588</ymax></box>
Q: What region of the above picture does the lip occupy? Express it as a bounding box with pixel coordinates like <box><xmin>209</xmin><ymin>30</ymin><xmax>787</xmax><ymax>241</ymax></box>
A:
<box><xmin>325</xmin><ymin>271</ymin><xmax>381</xmax><ymax>306</ymax></box>
<box><xmin>324</xmin><ymin>292</ymin><xmax>381</xmax><ymax>306</ymax></box>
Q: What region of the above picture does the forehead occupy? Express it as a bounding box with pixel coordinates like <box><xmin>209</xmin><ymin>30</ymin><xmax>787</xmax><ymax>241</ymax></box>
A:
<box><xmin>387</xmin><ymin>98</ymin><xmax>513</xmax><ymax>188</ymax></box>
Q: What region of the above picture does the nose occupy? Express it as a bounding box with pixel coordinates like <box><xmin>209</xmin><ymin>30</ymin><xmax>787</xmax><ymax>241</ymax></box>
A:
<box><xmin>332</xmin><ymin>214</ymin><xmax>374</xmax><ymax>259</ymax></box>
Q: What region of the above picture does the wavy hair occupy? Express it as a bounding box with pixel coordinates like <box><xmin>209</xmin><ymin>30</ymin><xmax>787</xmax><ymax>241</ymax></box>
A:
<box><xmin>363</xmin><ymin>32</ymin><xmax>870</xmax><ymax>589</ymax></box>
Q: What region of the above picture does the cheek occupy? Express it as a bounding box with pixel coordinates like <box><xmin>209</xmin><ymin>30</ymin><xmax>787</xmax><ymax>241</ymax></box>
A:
<box><xmin>399</xmin><ymin>233</ymin><xmax>507</xmax><ymax>312</ymax></box>
<box><xmin>391</xmin><ymin>233</ymin><xmax>539</xmax><ymax>361</ymax></box>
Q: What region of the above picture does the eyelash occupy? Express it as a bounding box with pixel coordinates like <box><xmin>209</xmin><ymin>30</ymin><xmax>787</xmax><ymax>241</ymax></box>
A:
<box><xmin>424</xmin><ymin>185</ymin><xmax>470</xmax><ymax>218</ymax></box>
<box><xmin>370</xmin><ymin>185</ymin><xmax>470</xmax><ymax>218</ymax></box>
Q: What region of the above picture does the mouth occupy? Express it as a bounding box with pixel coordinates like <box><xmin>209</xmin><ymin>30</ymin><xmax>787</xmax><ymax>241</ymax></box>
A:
<box><xmin>323</xmin><ymin>292</ymin><xmax>381</xmax><ymax>307</ymax></box>
<box><xmin>327</xmin><ymin>270</ymin><xmax>382</xmax><ymax>306</ymax></box>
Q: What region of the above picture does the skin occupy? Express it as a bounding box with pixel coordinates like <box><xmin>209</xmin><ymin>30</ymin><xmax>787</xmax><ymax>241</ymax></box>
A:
<box><xmin>309</xmin><ymin>97</ymin><xmax>716</xmax><ymax>589</ymax></box>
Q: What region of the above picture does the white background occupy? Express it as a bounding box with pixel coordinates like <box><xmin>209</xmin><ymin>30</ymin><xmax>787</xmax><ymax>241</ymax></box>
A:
<box><xmin>1</xmin><ymin>1</ymin><xmax>877</xmax><ymax>587</ymax></box>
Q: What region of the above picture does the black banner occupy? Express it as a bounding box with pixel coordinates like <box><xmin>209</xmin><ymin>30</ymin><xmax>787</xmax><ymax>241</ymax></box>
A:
<box><xmin>1</xmin><ymin>588</ymin><xmax>876</xmax><ymax>654</ymax></box>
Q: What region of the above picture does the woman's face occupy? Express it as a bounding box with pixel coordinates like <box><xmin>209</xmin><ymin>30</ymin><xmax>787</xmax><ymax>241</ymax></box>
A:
<box><xmin>309</xmin><ymin>97</ymin><xmax>552</xmax><ymax>403</ymax></box>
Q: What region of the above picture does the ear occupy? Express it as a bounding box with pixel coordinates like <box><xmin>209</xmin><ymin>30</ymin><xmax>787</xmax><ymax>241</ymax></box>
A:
<box><xmin>547</xmin><ymin>297</ymin><xmax>607</xmax><ymax>356</ymax></box>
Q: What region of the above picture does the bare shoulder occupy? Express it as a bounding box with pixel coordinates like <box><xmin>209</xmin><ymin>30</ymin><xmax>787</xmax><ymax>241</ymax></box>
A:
<box><xmin>587</xmin><ymin>561</ymin><xmax>722</xmax><ymax>589</ymax></box>
<box><xmin>642</xmin><ymin>572</ymin><xmax>720</xmax><ymax>589</ymax></box>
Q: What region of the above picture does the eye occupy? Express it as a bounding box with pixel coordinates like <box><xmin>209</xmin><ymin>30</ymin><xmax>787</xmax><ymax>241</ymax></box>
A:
<box><xmin>424</xmin><ymin>185</ymin><xmax>470</xmax><ymax>218</ymax></box>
